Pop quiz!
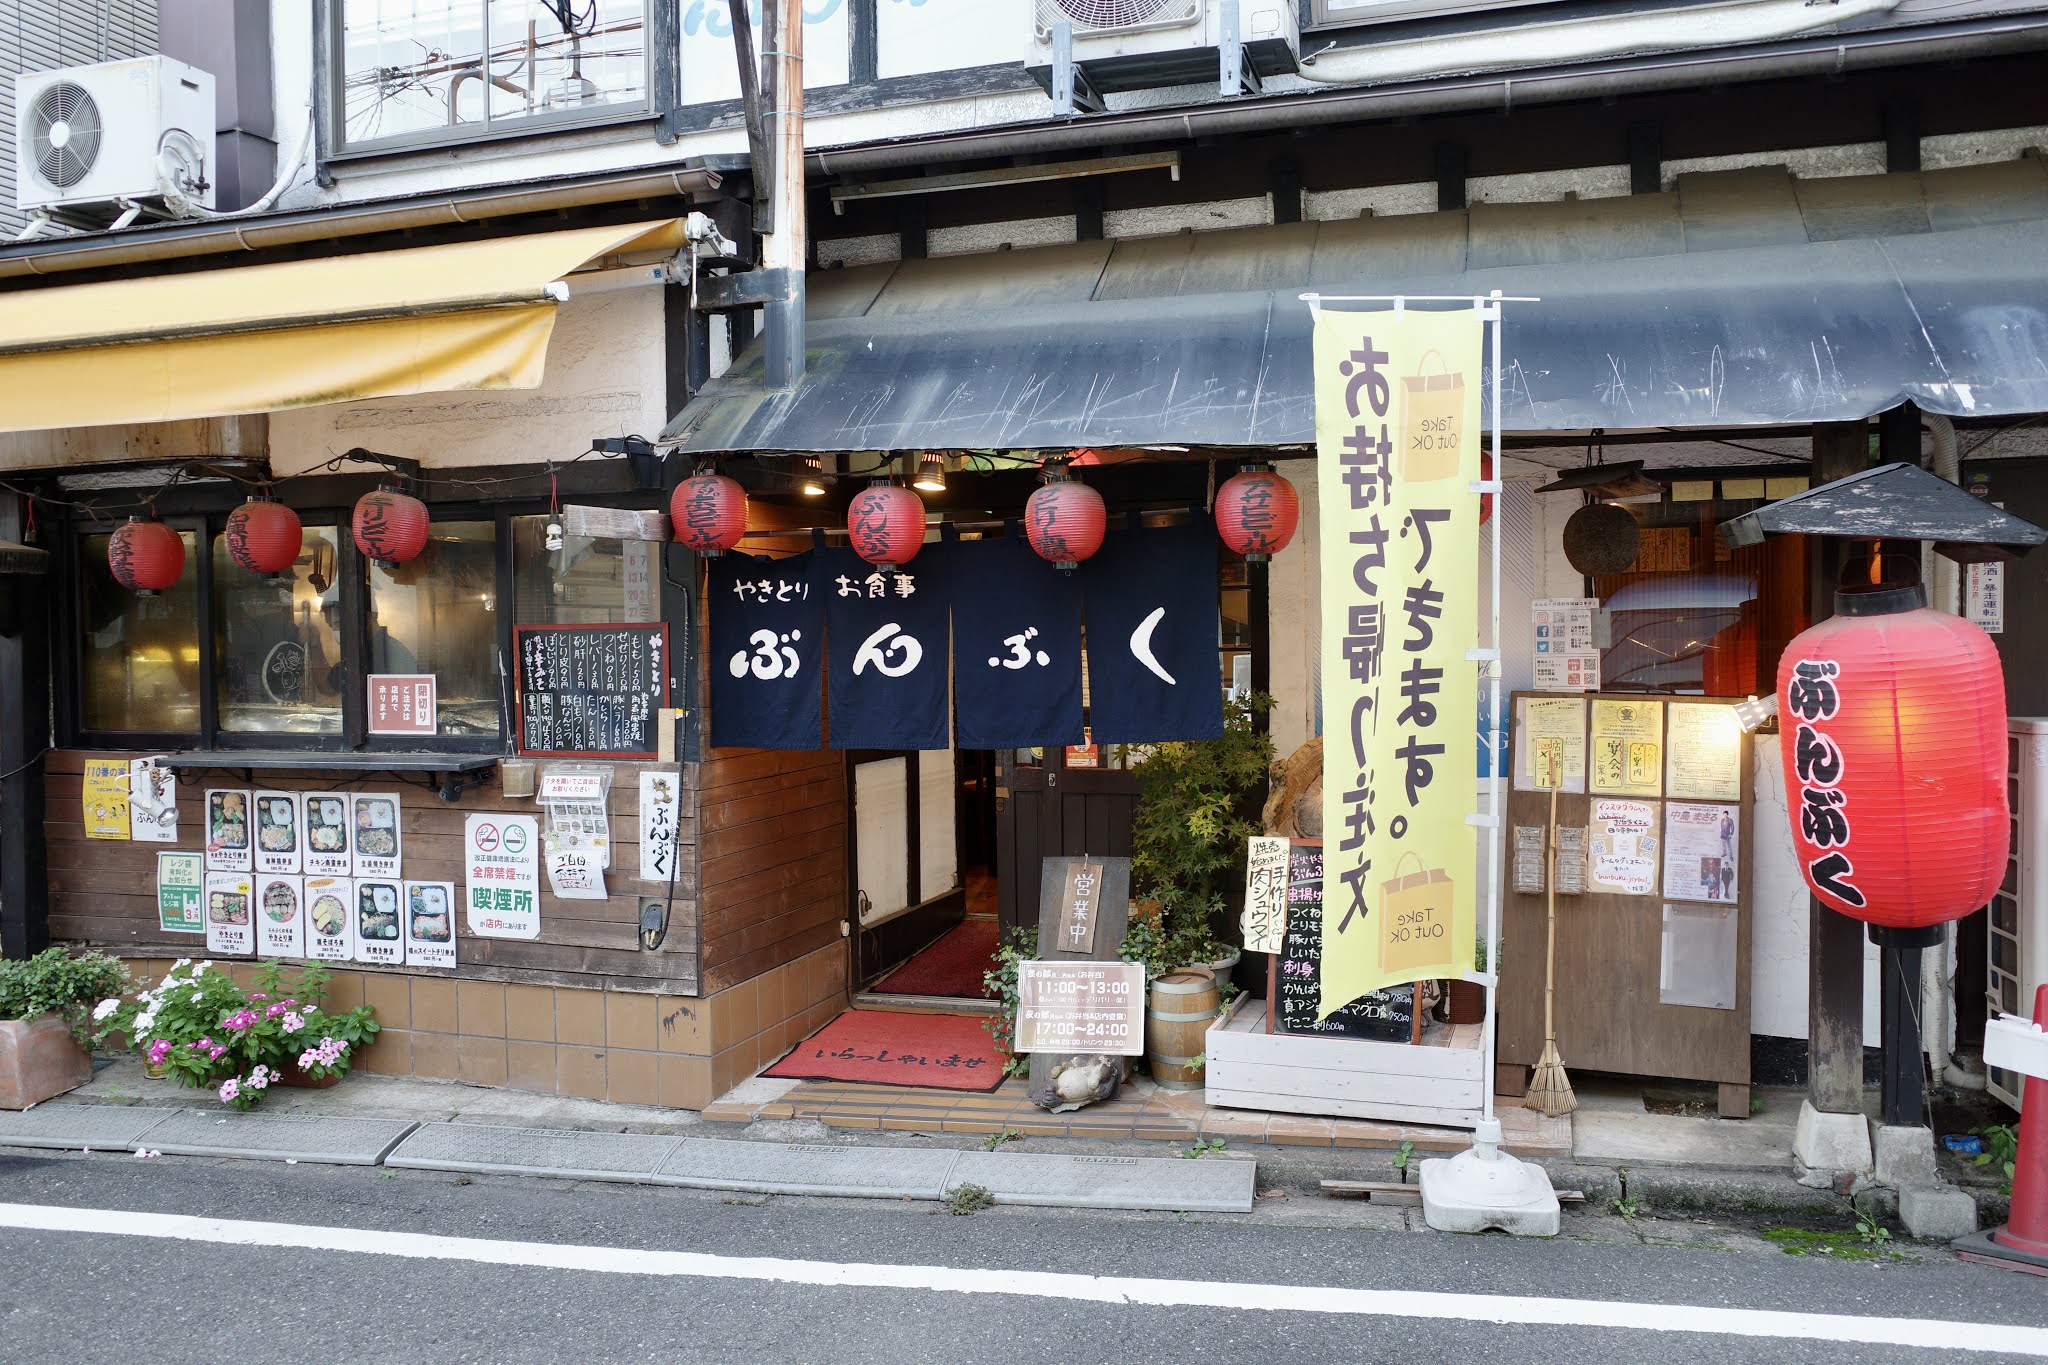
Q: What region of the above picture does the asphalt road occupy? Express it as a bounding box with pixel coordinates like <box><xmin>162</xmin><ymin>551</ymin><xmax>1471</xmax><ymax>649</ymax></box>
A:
<box><xmin>0</xmin><ymin>1148</ymin><xmax>2042</xmax><ymax>1364</ymax></box>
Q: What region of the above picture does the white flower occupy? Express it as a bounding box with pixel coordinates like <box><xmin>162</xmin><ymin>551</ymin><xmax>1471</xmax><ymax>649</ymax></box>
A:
<box><xmin>196</xmin><ymin>960</ymin><xmax>213</xmax><ymax>972</ymax></box>
<box><xmin>133</xmin><ymin>1012</ymin><xmax>156</xmax><ymax>1035</ymax></box>
<box><xmin>92</xmin><ymin>999</ymin><xmax>119</xmax><ymax>1022</ymax></box>
<box><xmin>172</xmin><ymin>958</ymin><xmax>191</xmax><ymax>969</ymax></box>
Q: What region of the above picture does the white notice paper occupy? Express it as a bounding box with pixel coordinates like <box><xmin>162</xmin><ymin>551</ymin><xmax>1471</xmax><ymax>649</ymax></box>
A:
<box><xmin>404</xmin><ymin>880</ymin><xmax>457</xmax><ymax>970</ymax></box>
<box><xmin>255</xmin><ymin>873</ymin><xmax>305</xmax><ymax>958</ymax></box>
<box><xmin>465</xmin><ymin>813</ymin><xmax>541</xmax><ymax>939</ymax></box>
<box><xmin>546</xmin><ymin>843</ymin><xmax>608</xmax><ymax>901</ymax></box>
<box><xmin>639</xmin><ymin>770</ymin><xmax>682</xmax><ymax>884</ymax></box>
<box><xmin>1241</xmin><ymin>836</ymin><xmax>1289</xmax><ymax>956</ymax></box>
<box><xmin>304</xmin><ymin>877</ymin><xmax>356</xmax><ymax>962</ymax></box>
<box><xmin>1591</xmin><ymin>799</ymin><xmax>1659</xmax><ymax>897</ymax></box>
<box><xmin>203</xmin><ymin>870</ymin><xmax>255</xmax><ymax>957</ymax></box>
<box><xmin>1966</xmin><ymin>562</ymin><xmax>2006</xmax><ymax>634</ymax></box>
<box><xmin>1662</xmin><ymin>801</ymin><xmax>1740</xmax><ymax>904</ymax></box>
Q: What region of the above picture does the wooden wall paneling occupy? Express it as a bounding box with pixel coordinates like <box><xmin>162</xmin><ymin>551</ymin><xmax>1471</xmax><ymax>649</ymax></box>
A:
<box><xmin>693</xmin><ymin>743</ymin><xmax>848</xmax><ymax>992</ymax></box>
<box><xmin>1496</xmin><ymin>694</ymin><xmax>1754</xmax><ymax>1100</ymax></box>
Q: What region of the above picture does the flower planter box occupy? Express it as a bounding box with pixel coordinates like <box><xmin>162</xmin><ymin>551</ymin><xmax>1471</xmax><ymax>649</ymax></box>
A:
<box><xmin>1203</xmin><ymin>995</ymin><xmax>1487</xmax><ymax>1130</ymax></box>
<box><xmin>0</xmin><ymin>1015</ymin><xmax>94</xmax><ymax>1110</ymax></box>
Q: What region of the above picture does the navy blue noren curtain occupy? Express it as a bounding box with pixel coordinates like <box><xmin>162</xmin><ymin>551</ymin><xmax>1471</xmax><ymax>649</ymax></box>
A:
<box><xmin>952</xmin><ymin>536</ymin><xmax>1085</xmax><ymax>750</ymax></box>
<box><xmin>816</xmin><ymin>544</ymin><xmax>952</xmax><ymax>750</ymax></box>
<box><xmin>707</xmin><ymin>550</ymin><xmax>825</xmax><ymax>750</ymax></box>
<box><xmin>1080</xmin><ymin>523</ymin><xmax>1224</xmax><ymax>744</ymax></box>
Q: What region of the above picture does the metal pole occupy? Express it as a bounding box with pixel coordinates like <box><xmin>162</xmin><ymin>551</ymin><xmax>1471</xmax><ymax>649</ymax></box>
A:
<box><xmin>1481</xmin><ymin>290</ymin><xmax>1505</xmax><ymax>1126</ymax></box>
<box><xmin>761</xmin><ymin>0</ymin><xmax>806</xmax><ymax>391</ymax></box>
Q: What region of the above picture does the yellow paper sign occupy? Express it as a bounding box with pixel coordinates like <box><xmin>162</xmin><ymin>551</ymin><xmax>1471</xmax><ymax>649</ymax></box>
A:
<box><xmin>1589</xmin><ymin>698</ymin><xmax>1664</xmax><ymax>797</ymax></box>
<box><xmin>1316</xmin><ymin>306</ymin><xmax>1481</xmax><ymax>1014</ymax></box>
<box><xmin>82</xmin><ymin>757</ymin><xmax>131</xmax><ymax>841</ymax></box>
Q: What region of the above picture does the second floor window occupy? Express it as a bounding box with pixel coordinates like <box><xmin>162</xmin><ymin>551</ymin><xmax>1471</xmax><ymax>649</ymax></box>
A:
<box><xmin>337</xmin><ymin>0</ymin><xmax>650</xmax><ymax>151</ymax></box>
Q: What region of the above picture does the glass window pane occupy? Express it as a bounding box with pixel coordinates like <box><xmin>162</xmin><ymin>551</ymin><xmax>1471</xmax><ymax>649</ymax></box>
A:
<box><xmin>487</xmin><ymin>0</ymin><xmax>647</xmax><ymax>121</ymax></box>
<box><xmin>370</xmin><ymin>521</ymin><xmax>499</xmax><ymax>737</ymax></box>
<box><xmin>339</xmin><ymin>1</ymin><xmax>490</xmax><ymax>144</ymax></box>
<box><xmin>213</xmin><ymin>527</ymin><xmax>345</xmax><ymax>735</ymax></box>
<box><xmin>511</xmin><ymin>514</ymin><xmax>661</xmax><ymax>625</ymax></box>
<box><xmin>80</xmin><ymin>530</ymin><xmax>200</xmax><ymax>733</ymax></box>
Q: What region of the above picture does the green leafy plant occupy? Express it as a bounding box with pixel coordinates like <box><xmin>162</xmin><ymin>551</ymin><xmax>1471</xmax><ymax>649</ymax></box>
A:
<box><xmin>1611</xmin><ymin>1192</ymin><xmax>1641</xmax><ymax>1219</ymax></box>
<box><xmin>1182</xmin><ymin>1137</ymin><xmax>1227</xmax><ymax>1159</ymax></box>
<box><xmin>1128</xmin><ymin>692</ymin><xmax>1275</xmax><ymax>964</ymax></box>
<box><xmin>981</xmin><ymin>926</ymin><xmax>1038</xmax><ymax>1077</ymax></box>
<box><xmin>97</xmin><ymin>958</ymin><xmax>379</xmax><ymax>1110</ymax></box>
<box><xmin>1976</xmin><ymin>1124</ymin><xmax>2019</xmax><ymax>1196</ymax></box>
<box><xmin>944</xmin><ymin>1183</ymin><xmax>994</xmax><ymax>1215</ymax></box>
<box><xmin>0</xmin><ymin>947</ymin><xmax>131</xmax><ymax>1044</ymax></box>
<box><xmin>982</xmin><ymin>1129</ymin><xmax>1020</xmax><ymax>1152</ymax></box>
<box><xmin>1391</xmin><ymin>1140</ymin><xmax>1416</xmax><ymax>1179</ymax></box>
<box><xmin>1855</xmin><ymin>1209</ymin><xmax>1892</xmax><ymax>1246</ymax></box>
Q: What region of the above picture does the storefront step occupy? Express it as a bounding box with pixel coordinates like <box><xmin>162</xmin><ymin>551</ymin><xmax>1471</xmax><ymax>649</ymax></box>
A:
<box><xmin>851</xmin><ymin>992</ymin><xmax>1001</xmax><ymax>1017</ymax></box>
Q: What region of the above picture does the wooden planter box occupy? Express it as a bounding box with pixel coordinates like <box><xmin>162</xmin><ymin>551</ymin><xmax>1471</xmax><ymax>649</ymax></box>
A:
<box><xmin>0</xmin><ymin>1015</ymin><xmax>93</xmax><ymax>1110</ymax></box>
<box><xmin>1203</xmin><ymin>995</ymin><xmax>1487</xmax><ymax>1130</ymax></box>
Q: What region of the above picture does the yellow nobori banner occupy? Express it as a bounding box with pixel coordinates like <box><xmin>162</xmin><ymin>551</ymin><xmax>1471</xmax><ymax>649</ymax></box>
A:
<box><xmin>1315</xmin><ymin>307</ymin><xmax>1482</xmax><ymax>1017</ymax></box>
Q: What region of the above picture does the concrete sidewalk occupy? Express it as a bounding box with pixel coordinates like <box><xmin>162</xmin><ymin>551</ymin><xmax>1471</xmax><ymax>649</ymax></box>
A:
<box><xmin>7</xmin><ymin>1055</ymin><xmax>2009</xmax><ymax>1230</ymax></box>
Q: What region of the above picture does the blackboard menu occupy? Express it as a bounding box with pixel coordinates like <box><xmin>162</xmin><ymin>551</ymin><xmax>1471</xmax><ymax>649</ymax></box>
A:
<box><xmin>1270</xmin><ymin>841</ymin><xmax>1417</xmax><ymax>1042</ymax></box>
<box><xmin>514</xmin><ymin>624</ymin><xmax>669</xmax><ymax>758</ymax></box>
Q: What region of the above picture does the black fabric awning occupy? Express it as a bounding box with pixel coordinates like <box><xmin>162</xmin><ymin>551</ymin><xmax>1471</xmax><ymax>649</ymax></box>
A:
<box><xmin>663</xmin><ymin>158</ymin><xmax>2048</xmax><ymax>453</ymax></box>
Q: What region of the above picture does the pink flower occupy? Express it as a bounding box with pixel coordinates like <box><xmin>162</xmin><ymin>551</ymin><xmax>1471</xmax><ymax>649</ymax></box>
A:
<box><xmin>146</xmin><ymin>1039</ymin><xmax>172</xmax><ymax>1066</ymax></box>
<box><xmin>282</xmin><ymin>1012</ymin><xmax>306</xmax><ymax>1034</ymax></box>
<box><xmin>218</xmin><ymin>1078</ymin><xmax>240</xmax><ymax>1103</ymax></box>
<box><xmin>247</xmin><ymin>1066</ymin><xmax>271</xmax><ymax>1091</ymax></box>
<box><xmin>251</xmin><ymin>993</ymin><xmax>267</xmax><ymax>1001</ymax></box>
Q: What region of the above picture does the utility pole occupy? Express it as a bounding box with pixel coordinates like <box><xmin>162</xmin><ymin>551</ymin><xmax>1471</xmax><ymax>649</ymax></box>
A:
<box><xmin>761</xmin><ymin>0</ymin><xmax>806</xmax><ymax>391</ymax></box>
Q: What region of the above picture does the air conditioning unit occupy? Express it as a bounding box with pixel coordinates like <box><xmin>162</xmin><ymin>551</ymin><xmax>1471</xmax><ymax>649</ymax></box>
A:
<box><xmin>1989</xmin><ymin>717</ymin><xmax>2048</xmax><ymax>1110</ymax></box>
<box><xmin>1028</xmin><ymin>0</ymin><xmax>1300</xmax><ymax>110</ymax></box>
<box><xmin>12</xmin><ymin>55</ymin><xmax>215</xmax><ymax>229</ymax></box>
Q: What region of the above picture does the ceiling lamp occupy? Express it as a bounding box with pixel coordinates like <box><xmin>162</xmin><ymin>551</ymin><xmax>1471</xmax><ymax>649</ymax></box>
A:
<box><xmin>1213</xmin><ymin>464</ymin><xmax>1301</xmax><ymax>563</ymax></box>
<box><xmin>352</xmin><ymin>486</ymin><xmax>430</xmax><ymax>570</ymax></box>
<box><xmin>670</xmin><ymin>471</ymin><xmax>748</xmax><ymax>557</ymax></box>
<box><xmin>1778</xmin><ymin>581</ymin><xmax>2009</xmax><ymax>931</ymax></box>
<box><xmin>1024</xmin><ymin>467</ymin><xmax>1106</xmax><ymax>573</ymax></box>
<box><xmin>912</xmin><ymin>453</ymin><xmax>947</xmax><ymax>493</ymax></box>
<box><xmin>800</xmin><ymin>456</ymin><xmax>827</xmax><ymax>498</ymax></box>
<box><xmin>108</xmin><ymin>517</ymin><xmax>185</xmax><ymax>595</ymax></box>
<box><xmin>224</xmin><ymin>496</ymin><xmax>303</xmax><ymax>579</ymax></box>
<box><xmin>847</xmin><ymin>481</ymin><xmax>926</xmax><ymax>571</ymax></box>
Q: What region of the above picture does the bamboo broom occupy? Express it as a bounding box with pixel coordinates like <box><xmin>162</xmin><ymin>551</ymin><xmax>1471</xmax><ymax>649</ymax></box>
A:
<box><xmin>1528</xmin><ymin>783</ymin><xmax>1578</xmax><ymax>1118</ymax></box>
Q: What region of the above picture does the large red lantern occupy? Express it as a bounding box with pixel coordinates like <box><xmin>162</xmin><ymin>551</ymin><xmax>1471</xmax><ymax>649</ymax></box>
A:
<box><xmin>1025</xmin><ymin>472</ymin><xmax>1105</xmax><ymax>573</ymax></box>
<box><xmin>670</xmin><ymin>471</ymin><xmax>748</xmax><ymax>557</ymax></box>
<box><xmin>1778</xmin><ymin>584</ymin><xmax>2009</xmax><ymax>929</ymax></box>
<box><xmin>1214</xmin><ymin>464</ymin><xmax>1300</xmax><ymax>562</ymax></box>
<box><xmin>224</xmin><ymin>497</ymin><xmax>303</xmax><ymax>578</ymax></box>
<box><xmin>352</xmin><ymin>486</ymin><xmax>429</xmax><ymax>570</ymax></box>
<box><xmin>108</xmin><ymin>517</ymin><xmax>185</xmax><ymax>595</ymax></box>
<box><xmin>847</xmin><ymin>482</ymin><xmax>925</xmax><ymax>570</ymax></box>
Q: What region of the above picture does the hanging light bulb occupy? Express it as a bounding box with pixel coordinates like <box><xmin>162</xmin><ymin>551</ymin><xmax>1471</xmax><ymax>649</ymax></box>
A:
<box><xmin>912</xmin><ymin>453</ymin><xmax>947</xmax><ymax>493</ymax></box>
<box><xmin>543</xmin><ymin>467</ymin><xmax>565</xmax><ymax>551</ymax></box>
<box><xmin>800</xmin><ymin>455</ymin><xmax>827</xmax><ymax>498</ymax></box>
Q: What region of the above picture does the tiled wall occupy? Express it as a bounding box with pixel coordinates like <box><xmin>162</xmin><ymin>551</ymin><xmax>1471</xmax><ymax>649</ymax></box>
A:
<box><xmin>125</xmin><ymin>940</ymin><xmax>847</xmax><ymax>1112</ymax></box>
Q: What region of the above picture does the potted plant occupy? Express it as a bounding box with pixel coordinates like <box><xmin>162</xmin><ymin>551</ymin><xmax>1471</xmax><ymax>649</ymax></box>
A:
<box><xmin>97</xmin><ymin>958</ymin><xmax>379</xmax><ymax>1110</ymax></box>
<box><xmin>1127</xmin><ymin>691</ymin><xmax>1275</xmax><ymax>977</ymax></box>
<box><xmin>1</xmin><ymin>947</ymin><xmax>130</xmax><ymax>1109</ymax></box>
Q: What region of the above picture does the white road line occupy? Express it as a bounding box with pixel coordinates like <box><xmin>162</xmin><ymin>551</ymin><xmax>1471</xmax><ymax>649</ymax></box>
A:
<box><xmin>0</xmin><ymin>1201</ymin><xmax>2038</xmax><ymax>1355</ymax></box>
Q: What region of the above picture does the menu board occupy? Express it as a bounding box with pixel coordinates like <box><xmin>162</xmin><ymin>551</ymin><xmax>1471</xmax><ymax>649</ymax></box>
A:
<box><xmin>254</xmin><ymin>792</ymin><xmax>302</xmax><ymax>875</ymax></box>
<box><xmin>514</xmin><ymin>623</ymin><xmax>669</xmax><ymax>759</ymax></box>
<box><xmin>354</xmin><ymin>878</ymin><xmax>405</xmax><ymax>966</ymax></box>
<box><xmin>1269</xmin><ymin>841</ymin><xmax>1416</xmax><ymax>1042</ymax></box>
<box><xmin>256</xmin><ymin>873</ymin><xmax>305</xmax><ymax>958</ymax></box>
<box><xmin>304</xmin><ymin>877</ymin><xmax>356</xmax><ymax>962</ymax></box>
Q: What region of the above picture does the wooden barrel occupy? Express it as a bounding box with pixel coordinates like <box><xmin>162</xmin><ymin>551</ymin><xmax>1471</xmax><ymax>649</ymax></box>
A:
<box><xmin>1146</xmin><ymin>967</ymin><xmax>1220</xmax><ymax>1090</ymax></box>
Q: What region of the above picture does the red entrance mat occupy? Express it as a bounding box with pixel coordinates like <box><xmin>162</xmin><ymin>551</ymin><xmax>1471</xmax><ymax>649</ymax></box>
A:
<box><xmin>872</xmin><ymin>917</ymin><xmax>1000</xmax><ymax>998</ymax></box>
<box><xmin>763</xmin><ymin>1009</ymin><xmax>1009</xmax><ymax>1091</ymax></box>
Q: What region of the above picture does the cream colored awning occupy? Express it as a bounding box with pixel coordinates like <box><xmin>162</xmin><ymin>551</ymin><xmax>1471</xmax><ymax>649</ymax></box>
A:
<box><xmin>0</xmin><ymin>218</ymin><xmax>686</xmax><ymax>435</ymax></box>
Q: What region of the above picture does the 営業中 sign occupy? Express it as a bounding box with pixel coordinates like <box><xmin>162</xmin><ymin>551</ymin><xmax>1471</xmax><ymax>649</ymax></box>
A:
<box><xmin>1015</xmin><ymin>960</ymin><xmax>1145</xmax><ymax>1056</ymax></box>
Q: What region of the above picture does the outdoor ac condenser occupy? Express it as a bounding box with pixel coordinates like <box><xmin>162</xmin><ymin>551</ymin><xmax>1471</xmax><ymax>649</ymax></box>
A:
<box><xmin>1027</xmin><ymin>0</ymin><xmax>1300</xmax><ymax>96</ymax></box>
<box><xmin>12</xmin><ymin>55</ymin><xmax>215</xmax><ymax>228</ymax></box>
<box><xmin>1989</xmin><ymin>716</ymin><xmax>2048</xmax><ymax>1109</ymax></box>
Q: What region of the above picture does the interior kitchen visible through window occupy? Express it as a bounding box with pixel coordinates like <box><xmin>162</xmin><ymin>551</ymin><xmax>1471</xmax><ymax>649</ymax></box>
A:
<box><xmin>213</xmin><ymin>526</ymin><xmax>344</xmax><ymax>734</ymax></box>
<box><xmin>370</xmin><ymin>520</ymin><xmax>499</xmax><ymax>736</ymax></box>
<box><xmin>80</xmin><ymin>528</ymin><xmax>200</xmax><ymax>734</ymax></box>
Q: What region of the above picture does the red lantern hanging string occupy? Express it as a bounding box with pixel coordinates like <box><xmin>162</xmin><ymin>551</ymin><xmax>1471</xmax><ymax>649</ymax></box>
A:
<box><xmin>22</xmin><ymin>497</ymin><xmax>36</xmax><ymax>546</ymax></box>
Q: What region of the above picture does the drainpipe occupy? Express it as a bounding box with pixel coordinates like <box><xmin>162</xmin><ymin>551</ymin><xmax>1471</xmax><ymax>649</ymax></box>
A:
<box><xmin>761</xmin><ymin>0</ymin><xmax>806</xmax><ymax>391</ymax></box>
<box><xmin>1923</xmin><ymin>410</ymin><xmax>1989</xmax><ymax>1092</ymax></box>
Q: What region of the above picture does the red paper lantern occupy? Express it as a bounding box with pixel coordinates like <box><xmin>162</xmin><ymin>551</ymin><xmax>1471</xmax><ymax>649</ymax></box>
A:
<box><xmin>1025</xmin><ymin>474</ymin><xmax>1105</xmax><ymax>573</ymax></box>
<box><xmin>670</xmin><ymin>472</ymin><xmax>748</xmax><ymax>557</ymax></box>
<box><xmin>108</xmin><ymin>517</ymin><xmax>185</xmax><ymax>595</ymax></box>
<box><xmin>224</xmin><ymin>497</ymin><xmax>303</xmax><ymax>578</ymax></box>
<box><xmin>352</xmin><ymin>486</ymin><xmax>430</xmax><ymax>570</ymax></box>
<box><xmin>1214</xmin><ymin>465</ymin><xmax>1300</xmax><ymax>562</ymax></box>
<box><xmin>1778</xmin><ymin>584</ymin><xmax>2009</xmax><ymax>929</ymax></box>
<box><xmin>847</xmin><ymin>483</ymin><xmax>925</xmax><ymax>570</ymax></box>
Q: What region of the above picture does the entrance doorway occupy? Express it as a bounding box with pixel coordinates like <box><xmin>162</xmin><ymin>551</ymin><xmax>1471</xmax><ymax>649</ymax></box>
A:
<box><xmin>994</xmin><ymin>741</ymin><xmax>1142</xmax><ymax>936</ymax></box>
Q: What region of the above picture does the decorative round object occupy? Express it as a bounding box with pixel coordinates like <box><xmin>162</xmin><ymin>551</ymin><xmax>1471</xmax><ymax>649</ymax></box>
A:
<box><xmin>846</xmin><ymin>482</ymin><xmax>926</xmax><ymax>570</ymax></box>
<box><xmin>351</xmin><ymin>486</ymin><xmax>429</xmax><ymax>570</ymax></box>
<box><xmin>1777</xmin><ymin>584</ymin><xmax>2009</xmax><ymax>929</ymax></box>
<box><xmin>1561</xmin><ymin>502</ymin><xmax>1639</xmax><ymax>575</ymax></box>
<box><xmin>1214</xmin><ymin>465</ymin><xmax>1300</xmax><ymax>562</ymax></box>
<box><xmin>108</xmin><ymin>517</ymin><xmax>185</xmax><ymax>594</ymax></box>
<box><xmin>1024</xmin><ymin>474</ymin><xmax>1106</xmax><ymax>573</ymax></box>
<box><xmin>224</xmin><ymin>497</ymin><xmax>303</xmax><ymax>578</ymax></box>
<box><xmin>669</xmin><ymin>471</ymin><xmax>748</xmax><ymax>556</ymax></box>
